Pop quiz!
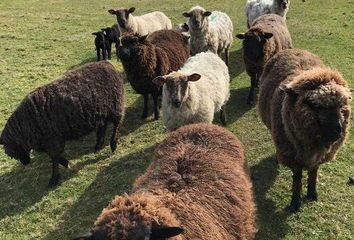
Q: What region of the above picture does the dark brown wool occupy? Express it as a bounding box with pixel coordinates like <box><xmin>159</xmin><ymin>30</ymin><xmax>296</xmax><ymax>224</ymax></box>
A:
<box><xmin>76</xmin><ymin>124</ymin><xmax>256</xmax><ymax>240</ymax></box>
<box><xmin>119</xmin><ymin>30</ymin><xmax>190</xmax><ymax>120</ymax></box>
<box><xmin>259</xmin><ymin>48</ymin><xmax>352</xmax><ymax>212</ymax></box>
<box><xmin>0</xmin><ymin>61</ymin><xmax>125</xmax><ymax>187</ymax></box>
<box><xmin>236</xmin><ymin>13</ymin><xmax>292</xmax><ymax>105</ymax></box>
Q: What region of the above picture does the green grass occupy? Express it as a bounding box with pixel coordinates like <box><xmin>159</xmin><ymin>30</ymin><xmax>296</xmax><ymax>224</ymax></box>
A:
<box><xmin>0</xmin><ymin>0</ymin><xmax>353</xmax><ymax>239</ymax></box>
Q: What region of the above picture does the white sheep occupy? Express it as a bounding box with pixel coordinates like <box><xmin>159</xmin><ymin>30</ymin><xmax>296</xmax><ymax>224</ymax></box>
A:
<box><xmin>183</xmin><ymin>6</ymin><xmax>233</xmax><ymax>66</ymax></box>
<box><xmin>152</xmin><ymin>51</ymin><xmax>230</xmax><ymax>131</ymax></box>
<box><xmin>108</xmin><ymin>7</ymin><xmax>172</xmax><ymax>36</ymax></box>
<box><xmin>245</xmin><ymin>0</ymin><xmax>290</xmax><ymax>28</ymax></box>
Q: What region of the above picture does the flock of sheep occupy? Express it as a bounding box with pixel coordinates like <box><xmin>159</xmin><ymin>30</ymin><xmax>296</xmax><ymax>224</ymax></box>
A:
<box><xmin>0</xmin><ymin>0</ymin><xmax>352</xmax><ymax>239</ymax></box>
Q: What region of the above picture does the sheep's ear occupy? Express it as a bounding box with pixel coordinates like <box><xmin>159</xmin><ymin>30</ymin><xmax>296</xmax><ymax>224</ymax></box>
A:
<box><xmin>203</xmin><ymin>11</ymin><xmax>212</xmax><ymax>17</ymax></box>
<box><xmin>72</xmin><ymin>231</ymin><xmax>94</xmax><ymax>240</ymax></box>
<box><xmin>183</xmin><ymin>12</ymin><xmax>191</xmax><ymax>18</ymax></box>
<box><xmin>152</xmin><ymin>76</ymin><xmax>166</xmax><ymax>86</ymax></box>
<box><xmin>139</xmin><ymin>34</ymin><xmax>149</xmax><ymax>43</ymax></box>
<box><xmin>128</xmin><ymin>7</ymin><xmax>135</xmax><ymax>13</ymax></box>
<box><xmin>187</xmin><ymin>73</ymin><xmax>201</xmax><ymax>82</ymax></box>
<box><xmin>92</xmin><ymin>32</ymin><xmax>99</xmax><ymax>36</ymax></box>
<box><xmin>108</xmin><ymin>9</ymin><xmax>116</xmax><ymax>15</ymax></box>
<box><xmin>150</xmin><ymin>226</ymin><xmax>184</xmax><ymax>239</ymax></box>
<box><xmin>279</xmin><ymin>83</ymin><xmax>298</xmax><ymax>99</ymax></box>
<box><xmin>263</xmin><ymin>32</ymin><xmax>273</xmax><ymax>39</ymax></box>
<box><xmin>236</xmin><ymin>33</ymin><xmax>245</xmax><ymax>39</ymax></box>
<box><xmin>350</xmin><ymin>88</ymin><xmax>354</xmax><ymax>93</ymax></box>
<box><xmin>182</xmin><ymin>23</ymin><xmax>189</xmax><ymax>31</ymax></box>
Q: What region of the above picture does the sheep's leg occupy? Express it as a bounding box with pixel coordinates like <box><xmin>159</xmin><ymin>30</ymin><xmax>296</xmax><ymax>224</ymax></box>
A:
<box><xmin>48</xmin><ymin>158</ymin><xmax>61</xmax><ymax>188</ymax></box>
<box><xmin>115</xmin><ymin>42</ymin><xmax>119</xmax><ymax>60</ymax></box>
<box><xmin>96</xmin><ymin>48</ymin><xmax>100</xmax><ymax>61</ymax></box>
<box><xmin>306</xmin><ymin>167</ymin><xmax>318</xmax><ymax>201</ymax></box>
<box><xmin>220</xmin><ymin>104</ymin><xmax>227</xmax><ymax>126</ymax></box>
<box><xmin>102</xmin><ymin>46</ymin><xmax>107</xmax><ymax>60</ymax></box>
<box><xmin>107</xmin><ymin>43</ymin><xmax>112</xmax><ymax>60</ymax></box>
<box><xmin>247</xmin><ymin>73</ymin><xmax>257</xmax><ymax>105</ymax></box>
<box><xmin>289</xmin><ymin>167</ymin><xmax>303</xmax><ymax>212</ymax></box>
<box><xmin>110</xmin><ymin>120</ymin><xmax>121</xmax><ymax>152</ymax></box>
<box><xmin>225</xmin><ymin>47</ymin><xmax>230</xmax><ymax>67</ymax></box>
<box><xmin>95</xmin><ymin>122</ymin><xmax>108</xmax><ymax>152</ymax></box>
<box><xmin>152</xmin><ymin>92</ymin><xmax>160</xmax><ymax>120</ymax></box>
<box><xmin>141</xmin><ymin>94</ymin><xmax>149</xmax><ymax>119</ymax></box>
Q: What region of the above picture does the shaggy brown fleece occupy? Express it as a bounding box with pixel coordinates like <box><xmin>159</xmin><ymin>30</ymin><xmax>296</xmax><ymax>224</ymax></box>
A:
<box><xmin>237</xmin><ymin>13</ymin><xmax>292</xmax><ymax>105</ymax></box>
<box><xmin>0</xmin><ymin>61</ymin><xmax>124</xmax><ymax>187</ymax></box>
<box><xmin>119</xmin><ymin>30</ymin><xmax>190</xmax><ymax>120</ymax></box>
<box><xmin>80</xmin><ymin>123</ymin><xmax>256</xmax><ymax>240</ymax></box>
<box><xmin>259</xmin><ymin>48</ymin><xmax>352</xmax><ymax>212</ymax></box>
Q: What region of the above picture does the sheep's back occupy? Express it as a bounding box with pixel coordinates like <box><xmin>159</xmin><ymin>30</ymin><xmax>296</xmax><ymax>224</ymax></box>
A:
<box><xmin>135</xmin><ymin>123</ymin><xmax>256</xmax><ymax>239</ymax></box>
<box><xmin>209</xmin><ymin>11</ymin><xmax>233</xmax><ymax>48</ymax></box>
<box><xmin>22</xmin><ymin>61</ymin><xmax>123</xmax><ymax>142</ymax></box>
<box><xmin>136</xmin><ymin>11</ymin><xmax>172</xmax><ymax>34</ymax></box>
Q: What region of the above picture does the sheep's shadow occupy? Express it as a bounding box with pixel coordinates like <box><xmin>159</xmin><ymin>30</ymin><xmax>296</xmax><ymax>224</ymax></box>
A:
<box><xmin>229</xmin><ymin>48</ymin><xmax>245</xmax><ymax>80</ymax></box>
<box><xmin>216</xmin><ymin>87</ymin><xmax>252</xmax><ymax>125</ymax></box>
<box><xmin>251</xmin><ymin>156</ymin><xmax>291</xmax><ymax>239</ymax></box>
<box><xmin>0</xmin><ymin>132</ymin><xmax>114</xmax><ymax>220</ymax></box>
<box><xmin>67</xmin><ymin>57</ymin><xmax>97</xmax><ymax>70</ymax></box>
<box><xmin>42</xmin><ymin>145</ymin><xmax>156</xmax><ymax>240</ymax></box>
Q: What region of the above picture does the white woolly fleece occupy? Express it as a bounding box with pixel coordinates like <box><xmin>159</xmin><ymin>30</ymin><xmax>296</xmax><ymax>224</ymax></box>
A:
<box><xmin>162</xmin><ymin>51</ymin><xmax>230</xmax><ymax>131</ymax></box>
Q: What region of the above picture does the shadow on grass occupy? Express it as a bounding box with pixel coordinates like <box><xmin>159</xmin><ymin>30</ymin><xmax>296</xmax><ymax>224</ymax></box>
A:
<box><xmin>229</xmin><ymin>48</ymin><xmax>245</xmax><ymax>79</ymax></box>
<box><xmin>0</xmin><ymin>132</ymin><xmax>114</xmax><ymax>220</ymax></box>
<box><xmin>251</xmin><ymin>156</ymin><xmax>291</xmax><ymax>240</ymax></box>
<box><xmin>42</xmin><ymin>145</ymin><xmax>156</xmax><ymax>240</ymax></box>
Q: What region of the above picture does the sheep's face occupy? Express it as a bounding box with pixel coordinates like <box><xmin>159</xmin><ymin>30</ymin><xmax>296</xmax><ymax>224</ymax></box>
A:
<box><xmin>183</xmin><ymin>8</ymin><xmax>211</xmax><ymax>30</ymax></box>
<box><xmin>118</xmin><ymin>34</ymin><xmax>148</xmax><ymax>60</ymax></box>
<box><xmin>108</xmin><ymin>8</ymin><xmax>135</xmax><ymax>29</ymax></box>
<box><xmin>281</xmin><ymin>79</ymin><xmax>351</xmax><ymax>148</ymax></box>
<box><xmin>153</xmin><ymin>73</ymin><xmax>201</xmax><ymax>108</ymax></box>
<box><xmin>176</xmin><ymin>23</ymin><xmax>189</xmax><ymax>33</ymax></box>
<box><xmin>236</xmin><ymin>30</ymin><xmax>273</xmax><ymax>63</ymax></box>
<box><xmin>73</xmin><ymin>197</ymin><xmax>184</xmax><ymax>240</ymax></box>
<box><xmin>101</xmin><ymin>28</ymin><xmax>113</xmax><ymax>39</ymax></box>
<box><xmin>277</xmin><ymin>0</ymin><xmax>290</xmax><ymax>10</ymax></box>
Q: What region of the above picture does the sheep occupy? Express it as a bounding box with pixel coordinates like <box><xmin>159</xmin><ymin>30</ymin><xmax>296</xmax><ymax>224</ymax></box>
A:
<box><xmin>0</xmin><ymin>61</ymin><xmax>125</xmax><ymax>187</ymax></box>
<box><xmin>183</xmin><ymin>6</ymin><xmax>233</xmax><ymax>66</ymax></box>
<box><xmin>118</xmin><ymin>30</ymin><xmax>190</xmax><ymax>120</ymax></box>
<box><xmin>245</xmin><ymin>0</ymin><xmax>291</xmax><ymax>28</ymax></box>
<box><xmin>73</xmin><ymin>123</ymin><xmax>256</xmax><ymax>240</ymax></box>
<box><xmin>152</xmin><ymin>51</ymin><xmax>230</xmax><ymax>131</ymax></box>
<box><xmin>92</xmin><ymin>31</ymin><xmax>110</xmax><ymax>61</ymax></box>
<box><xmin>101</xmin><ymin>24</ymin><xmax>121</xmax><ymax>58</ymax></box>
<box><xmin>108</xmin><ymin>7</ymin><xmax>172</xmax><ymax>36</ymax></box>
<box><xmin>175</xmin><ymin>23</ymin><xmax>189</xmax><ymax>34</ymax></box>
<box><xmin>236</xmin><ymin>13</ymin><xmax>292</xmax><ymax>105</ymax></box>
<box><xmin>258</xmin><ymin>48</ymin><xmax>352</xmax><ymax>212</ymax></box>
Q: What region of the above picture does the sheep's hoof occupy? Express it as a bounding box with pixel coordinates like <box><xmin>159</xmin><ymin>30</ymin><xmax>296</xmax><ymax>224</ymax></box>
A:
<box><xmin>288</xmin><ymin>199</ymin><xmax>301</xmax><ymax>213</ymax></box>
<box><xmin>94</xmin><ymin>144</ymin><xmax>104</xmax><ymax>153</ymax></box>
<box><xmin>348</xmin><ymin>177</ymin><xmax>354</xmax><ymax>185</ymax></box>
<box><xmin>48</xmin><ymin>175</ymin><xmax>60</xmax><ymax>188</ymax></box>
<box><xmin>306</xmin><ymin>191</ymin><xmax>318</xmax><ymax>201</ymax></box>
<box><xmin>246</xmin><ymin>99</ymin><xmax>254</xmax><ymax>106</ymax></box>
<box><xmin>110</xmin><ymin>141</ymin><xmax>117</xmax><ymax>153</ymax></box>
<box><xmin>59</xmin><ymin>158</ymin><xmax>69</xmax><ymax>168</ymax></box>
<box><xmin>141</xmin><ymin>114</ymin><xmax>148</xmax><ymax>119</ymax></box>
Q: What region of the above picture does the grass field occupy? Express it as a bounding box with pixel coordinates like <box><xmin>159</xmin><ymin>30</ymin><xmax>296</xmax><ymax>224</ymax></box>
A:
<box><xmin>0</xmin><ymin>0</ymin><xmax>353</xmax><ymax>239</ymax></box>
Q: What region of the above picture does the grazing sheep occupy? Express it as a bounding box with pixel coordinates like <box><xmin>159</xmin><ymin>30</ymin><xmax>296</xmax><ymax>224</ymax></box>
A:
<box><xmin>74</xmin><ymin>123</ymin><xmax>256</xmax><ymax>240</ymax></box>
<box><xmin>258</xmin><ymin>48</ymin><xmax>352</xmax><ymax>212</ymax></box>
<box><xmin>118</xmin><ymin>30</ymin><xmax>190</xmax><ymax>120</ymax></box>
<box><xmin>183</xmin><ymin>6</ymin><xmax>233</xmax><ymax>66</ymax></box>
<box><xmin>153</xmin><ymin>51</ymin><xmax>230</xmax><ymax>131</ymax></box>
<box><xmin>101</xmin><ymin>24</ymin><xmax>121</xmax><ymax>58</ymax></box>
<box><xmin>0</xmin><ymin>61</ymin><xmax>125</xmax><ymax>187</ymax></box>
<box><xmin>236</xmin><ymin>13</ymin><xmax>292</xmax><ymax>105</ymax></box>
<box><xmin>108</xmin><ymin>7</ymin><xmax>172</xmax><ymax>36</ymax></box>
<box><xmin>92</xmin><ymin>31</ymin><xmax>110</xmax><ymax>61</ymax></box>
<box><xmin>245</xmin><ymin>0</ymin><xmax>291</xmax><ymax>28</ymax></box>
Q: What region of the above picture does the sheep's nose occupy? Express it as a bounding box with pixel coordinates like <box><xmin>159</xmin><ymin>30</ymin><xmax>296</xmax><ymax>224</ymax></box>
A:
<box><xmin>172</xmin><ymin>100</ymin><xmax>181</xmax><ymax>108</ymax></box>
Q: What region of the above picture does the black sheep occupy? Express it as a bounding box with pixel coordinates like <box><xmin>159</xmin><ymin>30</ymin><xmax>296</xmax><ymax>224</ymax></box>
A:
<box><xmin>101</xmin><ymin>24</ymin><xmax>121</xmax><ymax>59</ymax></box>
<box><xmin>92</xmin><ymin>31</ymin><xmax>111</xmax><ymax>61</ymax></box>
<box><xmin>0</xmin><ymin>61</ymin><xmax>125</xmax><ymax>187</ymax></box>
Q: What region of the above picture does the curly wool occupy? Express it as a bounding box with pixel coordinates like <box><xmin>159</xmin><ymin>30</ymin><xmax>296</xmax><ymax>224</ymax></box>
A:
<box><xmin>162</xmin><ymin>52</ymin><xmax>230</xmax><ymax>131</ymax></box>
<box><xmin>90</xmin><ymin>123</ymin><xmax>256</xmax><ymax>240</ymax></box>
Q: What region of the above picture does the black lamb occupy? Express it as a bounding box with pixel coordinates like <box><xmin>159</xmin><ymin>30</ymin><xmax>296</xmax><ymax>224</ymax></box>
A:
<box><xmin>101</xmin><ymin>24</ymin><xmax>121</xmax><ymax>58</ymax></box>
<box><xmin>92</xmin><ymin>31</ymin><xmax>111</xmax><ymax>61</ymax></box>
<box><xmin>0</xmin><ymin>61</ymin><xmax>125</xmax><ymax>187</ymax></box>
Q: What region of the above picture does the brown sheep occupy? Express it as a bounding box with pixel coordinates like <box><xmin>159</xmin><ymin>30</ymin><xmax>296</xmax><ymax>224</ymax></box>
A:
<box><xmin>74</xmin><ymin>123</ymin><xmax>256</xmax><ymax>240</ymax></box>
<box><xmin>259</xmin><ymin>48</ymin><xmax>352</xmax><ymax>212</ymax></box>
<box><xmin>236</xmin><ymin>13</ymin><xmax>292</xmax><ymax>105</ymax></box>
<box><xmin>119</xmin><ymin>30</ymin><xmax>190</xmax><ymax>120</ymax></box>
<box><xmin>0</xmin><ymin>61</ymin><xmax>125</xmax><ymax>187</ymax></box>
